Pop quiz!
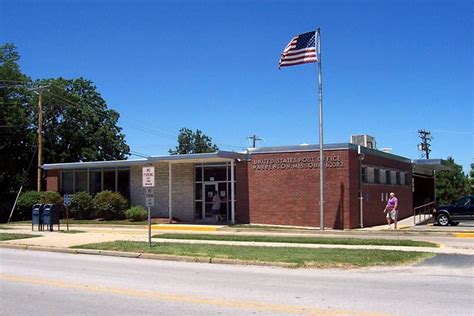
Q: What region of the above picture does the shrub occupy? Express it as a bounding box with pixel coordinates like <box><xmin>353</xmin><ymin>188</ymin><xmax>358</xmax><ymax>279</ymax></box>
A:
<box><xmin>39</xmin><ymin>191</ymin><xmax>63</xmax><ymax>204</ymax></box>
<box><xmin>125</xmin><ymin>206</ymin><xmax>148</xmax><ymax>222</ymax></box>
<box><xmin>94</xmin><ymin>191</ymin><xmax>128</xmax><ymax>220</ymax></box>
<box><xmin>16</xmin><ymin>190</ymin><xmax>41</xmax><ymax>220</ymax></box>
<box><xmin>70</xmin><ymin>192</ymin><xmax>94</xmax><ymax>219</ymax></box>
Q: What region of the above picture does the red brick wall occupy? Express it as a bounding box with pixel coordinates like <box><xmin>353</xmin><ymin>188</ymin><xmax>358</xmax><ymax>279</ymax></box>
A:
<box><xmin>360</xmin><ymin>154</ymin><xmax>413</xmax><ymax>227</ymax></box>
<box><xmin>235</xmin><ymin>161</ymin><xmax>250</xmax><ymax>223</ymax></box>
<box><xmin>247</xmin><ymin>149</ymin><xmax>413</xmax><ymax>229</ymax></box>
<box><xmin>45</xmin><ymin>169</ymin><xmax>60</xmax><ymax>192</ymax></box>
<box><xmin>247</xmin><ymin>150</ymin><xmax>352</xmax><ymax>229</ymax></box>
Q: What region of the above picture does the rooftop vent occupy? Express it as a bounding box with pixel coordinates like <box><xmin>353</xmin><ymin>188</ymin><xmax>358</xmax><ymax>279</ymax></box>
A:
<box><xmin>350</xmin><ymin>134</ymin><xmax>377</xmax><ymax>149</ymax></box>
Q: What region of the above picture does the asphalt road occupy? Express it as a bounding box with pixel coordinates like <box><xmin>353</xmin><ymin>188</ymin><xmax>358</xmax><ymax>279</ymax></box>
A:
<box><xmin>1</xmin><ymin>249</ymin><xmax>473</xmax><ymax>315</ymax></box>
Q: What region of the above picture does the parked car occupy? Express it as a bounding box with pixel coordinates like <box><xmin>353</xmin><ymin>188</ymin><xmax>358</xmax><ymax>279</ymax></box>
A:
<box><xmin>433</xmin><ymin>195</ymin><xmax>474</xmax><ymax>226</ymax></box>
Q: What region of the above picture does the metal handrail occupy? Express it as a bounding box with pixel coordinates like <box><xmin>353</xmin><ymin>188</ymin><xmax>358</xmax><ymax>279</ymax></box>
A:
<box><xmin>413</xmin><ymin>202</ymin><xmax>436</xmax><ymax>225</ymax></box>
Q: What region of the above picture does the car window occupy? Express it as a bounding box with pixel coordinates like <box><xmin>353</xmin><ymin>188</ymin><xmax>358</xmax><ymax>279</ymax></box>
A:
<box><xmin>457</xmin><ymin>197</ymin><xmax>470</xmax><ymax>205</ymax></box>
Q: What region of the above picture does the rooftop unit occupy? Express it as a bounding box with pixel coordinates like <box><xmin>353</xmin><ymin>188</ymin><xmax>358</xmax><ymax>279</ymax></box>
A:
<box><xmin>350</xmin><ymin>134</ymin><xmax>377</xmax><ymax>149</ymax></box>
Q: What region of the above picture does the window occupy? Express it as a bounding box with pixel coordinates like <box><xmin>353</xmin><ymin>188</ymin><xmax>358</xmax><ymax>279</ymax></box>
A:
<box><xmin>204</xmin><ymin>166</ymin><xmax>227</xmax><ymax>181</ymax></box>
<box><xmin>62</xmin><ymin>171</ymin><xmax>74</xmax><ymax>194</ymax></box>
<box><xmin>117</xmin><ymin>169</ymin><xmax>130</xmax><ymax>199</ymax></box>
<box><xmin>400</xmin><ymin>172</ymin><xmax>405</xmax><ymax>185</ymax></box>
<box><xmin>61</xmin><ymin>168</ymin><xmax>130</xmax><ymax>197</ymax></box>
<box><xmin>361</xmin><ymin>167</ymin><xmax>367</xmax><ymax>183</ymax></box>
<box><xmin>457</xmin><ymin>196</ymin><xmax>470</xmax><ymax>206</ymax></box>
<box><xmin>75</xmin><ymin>171</ymin><xmax>88</xmax><ymax>192</ymax></box>
<box><xmin>374</xmin><ymin>169</ymin><xmax>380</xmax><ymax>184</ymax></box>
<box><xmin>89</xmin><ymin>170</ymin><xmax>102</xmax><ymax>194</ymax></box>
<box><xmin>405</xmin><ymin>173</ymin><xmax>410</xmax><ymax>186</ymax></box>
<box><xmin>385</xmin><ymin>170</ymin><xmax>391</xmax><ymax>185</ymax></box>
<box><xmin>396</xmin><ymin>172</ymin><xmax>401</xmax><ymax>185</ymax></box>
<box><xmin>103</xmin><ymin>169</ymin><xmax>116</xmax><ymax>191</ymax></box>
<box><xmin>194</xmin><ymin>166</ymin><xmax>202</xmax><ymax>181</ymax></box>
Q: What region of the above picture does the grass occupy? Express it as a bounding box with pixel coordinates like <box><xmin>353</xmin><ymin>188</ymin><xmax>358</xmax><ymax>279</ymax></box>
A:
<box><xmin>0</xmin><ymin>233</ymin><xmax>40</xmax><ymax>241</ymax></box>
<box><xmin>72</xmin><ymin>241</ymin><xmax>433</xmax><ymax>268</ymax></box>
<box><xmin>153</xmin><ymin>233</ymin><xmax>439</xmax><ymax>248</ymax></box>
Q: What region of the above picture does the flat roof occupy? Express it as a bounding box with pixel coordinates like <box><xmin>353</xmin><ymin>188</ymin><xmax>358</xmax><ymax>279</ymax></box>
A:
<box><xmin>247</xmin><ymin>143</ymin><xmax>412</xmax><ymax>163</ymax></box>
<box><xmin>43</xmin><ymin>143</ymin><xmax>420</xmax><ymax>170</ymax></box>
<box><xmin>42</xmin><ymin>151</ymin><xmax>247</xmax><ymax>170</ymax></box>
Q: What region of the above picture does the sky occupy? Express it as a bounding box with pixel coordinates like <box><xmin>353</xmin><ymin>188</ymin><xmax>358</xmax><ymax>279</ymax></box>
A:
<box><xmin>1</xmin><ymin>0</ymin><xmax>473</xmax><ymax>172</ymax></box>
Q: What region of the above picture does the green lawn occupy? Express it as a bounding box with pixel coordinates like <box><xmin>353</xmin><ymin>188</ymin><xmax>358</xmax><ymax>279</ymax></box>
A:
<box><xmin>153</xmin><ymin>233</ymin><xmax>438</xmax><ymax>248</ymax></box>
<box><xmin>72</xmin><ymin>241</ymin><xmax>433</xmax><ymax>268</ymax></box>
<box><xmin>0</xmin><ymin>233</ymin><xmax>40</xmax><ymax>241</ymax></box>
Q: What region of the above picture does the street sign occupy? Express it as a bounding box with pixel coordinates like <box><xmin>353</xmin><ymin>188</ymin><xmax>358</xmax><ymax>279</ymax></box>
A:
<box><xmin>145</xmin><ymin>196</ymin><xmax>154</xmax><ymax>207</ymax></box>
<box><xmin>145</xmin><ymin>189</ymin><xmax>155</xmax><ymax>207</ymax></box>
<box><xmin>142</xmin><ymin>166</ymin><xmax>155</xmax><ymax>187</ymax></box>
<box><xmin>63</xmin><ymin>194</ymin><xmax>71</xmax><ymax>206</ymax></box>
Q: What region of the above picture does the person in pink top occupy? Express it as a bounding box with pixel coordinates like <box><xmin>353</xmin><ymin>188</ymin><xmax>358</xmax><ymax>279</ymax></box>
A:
<box><xmin>383</xmin><ymin>192</ymin><xmax>398</xmax><ymax>229</ymax></box>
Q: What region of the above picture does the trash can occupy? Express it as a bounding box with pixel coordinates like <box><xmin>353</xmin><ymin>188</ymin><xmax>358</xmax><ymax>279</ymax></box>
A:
<box><xmin>32</xmin><ymin>204</ymin><xmax>43</xmax><ymax>231</ymax></box>
<box><xmin>41</xmin><ymin>204</ymin><xmax>61</xmax><ymax>231</ymax></box>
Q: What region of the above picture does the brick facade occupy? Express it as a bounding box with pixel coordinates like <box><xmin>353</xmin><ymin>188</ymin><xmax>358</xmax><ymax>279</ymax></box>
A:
<box><xmin>359</xmin><ymin>153</ymin><xmax>413</xmax><ymax>227</ymax></box>
<box><xmin>246</xmin><ymin>148</ymin><xmax>413</xmax><ymax>229</ymax></box>
<box><xmin>43</xmin><ymin>146</ymin><xmax>415</xmax><ymax>229</ymax></box>
<box><xmin>235</xmin><ymin>161</ymin><xmax>249</xmax><ymax>223</ymax></box>
<box><xmin>45</xmin><ymin>170</ymin><xmax>60</xmax><ymax>192</ymax></box>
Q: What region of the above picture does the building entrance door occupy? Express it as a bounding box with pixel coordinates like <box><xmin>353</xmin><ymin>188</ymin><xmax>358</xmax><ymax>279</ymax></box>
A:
<box><xmin>203</xmin><ymin>183</ymin><xmax>218</xmax><ymax>220</ymax></box>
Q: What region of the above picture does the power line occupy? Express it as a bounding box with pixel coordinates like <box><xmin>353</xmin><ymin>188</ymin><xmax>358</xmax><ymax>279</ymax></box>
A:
<box><xmin>4</xmin><ymin>80</ymin><xmax>247</xmax><ymax>151</ymax></box>
<box><xmin>248</xmin><ymin>134</ymin><xmax>263</xmax><ymax>148</ymax></box>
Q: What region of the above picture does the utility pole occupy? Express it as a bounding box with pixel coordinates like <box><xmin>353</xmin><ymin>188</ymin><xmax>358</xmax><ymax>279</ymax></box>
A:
<box><xmin>248</xmin><ymin>134</ymin><xmax>262</xmax><ymax>148</ymax></box>
<box><xmin>29</xmin><ymin>85</ymin><xmax>50</xmax><ymax>192</ymax></box>
<box><xmin>417</xmin><ymin>129</ymin><xmax>432</xmax><ymax>159</ymax></box>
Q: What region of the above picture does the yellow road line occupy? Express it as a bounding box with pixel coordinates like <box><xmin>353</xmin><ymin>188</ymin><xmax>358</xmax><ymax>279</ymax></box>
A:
<box><xmin>0</xmin><ymin>273</ymin><xmax>388</xmax><ymax>316</ymax></box>
<box><xmin>454</xmin><ymin>233</ymin><xmax>474</xmax><ymax>238</ymax></box>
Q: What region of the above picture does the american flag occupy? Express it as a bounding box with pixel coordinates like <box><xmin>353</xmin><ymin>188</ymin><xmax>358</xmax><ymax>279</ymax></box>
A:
<box><xmin>279</xmin><ymin>31</ymin><xmax>317</xmax><ymax>68</ymax></box>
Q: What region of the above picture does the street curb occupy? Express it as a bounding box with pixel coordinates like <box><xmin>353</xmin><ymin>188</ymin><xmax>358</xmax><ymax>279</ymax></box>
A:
<box><xmin>0</xmin><ymin>244</ymin><xmax>298</xmax><ymax>268</ymax></box>
<box><xmin>139</xmin><ymin>253</ymin><xmax>211</xmax><ymax>263</ymax></box>
<box><xmin>75</xmin><ymin>249</ymin><xmax>142</xmax><ymax>258</ymax></box>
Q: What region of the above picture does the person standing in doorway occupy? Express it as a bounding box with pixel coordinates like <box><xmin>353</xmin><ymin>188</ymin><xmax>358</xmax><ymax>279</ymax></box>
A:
<box><xmin>212</xmin><ymin>191</ymin><xmax>222</xmax><ymax>223</ymax></box>
<box><xmin>383</xmin><ymin>192</ymin><xmax>398</xmax><ymax>229</ymax></box>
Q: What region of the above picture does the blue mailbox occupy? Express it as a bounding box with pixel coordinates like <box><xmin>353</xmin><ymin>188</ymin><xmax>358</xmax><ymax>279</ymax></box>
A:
<box><xmin>32</xmin><ymin>204</ymin><xmax>43</xmax><ymax>231</ymax></box>
<box><xmin>41</xmin><ymin>204</ymin><xmax>61</xmax><ymax>231</ymax></box>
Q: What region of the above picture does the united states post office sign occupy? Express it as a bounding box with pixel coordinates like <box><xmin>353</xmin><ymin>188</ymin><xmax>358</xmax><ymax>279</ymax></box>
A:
<box><xmin>252</xmin><ymin>155</ymin><xmax>344</xmax><ymax>171</ymax></box>
<box><xmin>142</xmin><ymin>166</ymin><xmax>155</xmax><ymax>187</ymax></box>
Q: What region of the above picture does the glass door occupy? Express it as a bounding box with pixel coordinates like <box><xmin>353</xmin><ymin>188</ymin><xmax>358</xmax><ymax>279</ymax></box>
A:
<box><xmin>204</xmin><ymin>183</ymin><xmax>218</xmax><ymax>220</ymax></box>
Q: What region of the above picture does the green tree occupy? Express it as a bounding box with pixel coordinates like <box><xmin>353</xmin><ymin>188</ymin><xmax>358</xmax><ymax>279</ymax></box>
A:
<box><xmin>436</xmin><ymin>157</ymin><xmax>470</xmax><ymax>205</ymax></box>
<box><xmin>38</xmin><ymin>77</ymin><xmax>130</xmax><ymax>163</ymax></box>
<box><xmin>169</xmin><ymin>127</ymin><xmax>219</xmax><ymax>155</ymax></box>
<box><xmin>0</xmin><ymin>44</ymin><xmax>130</xmax><ymax>196</ymax></box>
<box><xmin>470</xmin><ymin>163</ymin><xmax>474</xmax><ymax>195</ymax></box>
<box><xmin>0</xmin><ymin>43</ymin><xmax>35</xmax><ymax>193</ymax></box>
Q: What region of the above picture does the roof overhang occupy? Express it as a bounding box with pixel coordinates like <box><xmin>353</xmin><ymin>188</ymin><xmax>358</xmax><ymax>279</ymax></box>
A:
<box><xmin>412</xmin><ymin>159</ymin><xmax>452</xmax><ymax>175</ymax></box>
<box><xmin>42</xmin><ymin>151</ymin><xmax>248</xmax><ymax>170</ymax></box>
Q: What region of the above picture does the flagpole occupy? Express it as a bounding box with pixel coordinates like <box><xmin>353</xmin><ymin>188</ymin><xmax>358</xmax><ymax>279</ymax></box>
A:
<box><xmin>317</xmin><ymin>28</ymin><xmax>324</xmax><ymax>231</ymax></box>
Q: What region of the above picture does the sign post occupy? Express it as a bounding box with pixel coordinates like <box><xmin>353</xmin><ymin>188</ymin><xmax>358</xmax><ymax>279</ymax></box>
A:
<box><xmin>142</xmin><ymin>167</ymin><xmax>155</xmax><ymax>247</ymax></box>
<box><xmin>63</xmin><ymin>193</ymin><xmax>71</xmax><ymax>231</ymax></box>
